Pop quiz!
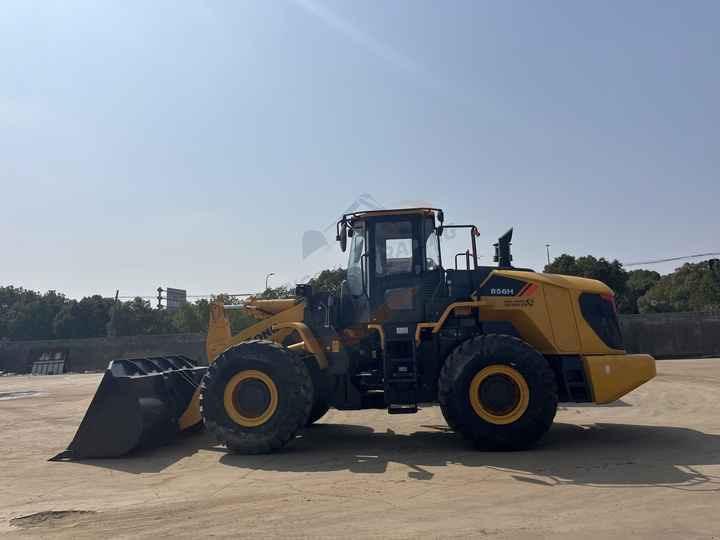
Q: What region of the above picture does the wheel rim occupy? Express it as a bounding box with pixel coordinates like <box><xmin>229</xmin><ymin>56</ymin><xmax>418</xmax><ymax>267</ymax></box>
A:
<box><xmin>469</xmin><ymin>365</ymin><xmax>529</xmax><ymax>425</ymax></box>
<box><xmin>223</xmin><ymin>370</ymin><xmax>278</xmax><ymax>427</ymax></box>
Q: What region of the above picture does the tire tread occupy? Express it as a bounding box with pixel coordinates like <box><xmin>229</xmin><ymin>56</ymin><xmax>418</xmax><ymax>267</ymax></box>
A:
<box><xmin>200</xmin><ymin>340</ymin><xmax>313</xmax><ymax>454</ymax></box>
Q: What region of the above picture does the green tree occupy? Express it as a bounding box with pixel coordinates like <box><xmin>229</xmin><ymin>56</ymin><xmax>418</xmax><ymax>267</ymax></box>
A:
<box><xmin>53</xmin><ymin>295</ymin><xmax>114</xmax><ymax>338</ymax></box>
<box><xmin>255</xmin><ymin>268</ymin><xmax>347</xmax><ymax>300</ymax></box>
<box><xmin>211</xmin><ymin>294</ymin><xmax>257</xmax><ymax>333</ymax></box>
<box><xmin>623</xmin><ymin>269</ymin><xmax>661</xmax><ymax>314</ymax></box>
<box><xmin>0</xmin><ymin>287</ymin><xmax>40</xmax><ymax>338</ymax></box>
<box><xmin>2</xmin><ymin>289</ymin><xmax>67</xmax><ymax>340</ymax></box>
<box><xmin>543</xmin><ymin>254</ymin><xmax>578</xmax><ymax>277</ymax></box>
<box><xmin>113</xmin><ymin>297</ymin><xmax>175</xmax><ymax>336</ymax></box>
<box><xmin>308</xmin><ymin>268</ymin><xmax>347</xmax><ymax>294</ymax></box>
<box><xmin>638</xmin><ymin>260</ymin><xmax>720</xmax><ymax>313</ymax></box>
<box><xmin>171</xmin><ymin>300</ymin><xmax>207</xmax><ymax>333</ymax></box>
<box><xmin>0</xmin><ymin>267</ymin><xmax>353</xmax><ymax>341</ymax></box>
<box><xmin>256</xmin><ymin>286</ymin><xmax>292</xmax><ymax>299</ymax></box>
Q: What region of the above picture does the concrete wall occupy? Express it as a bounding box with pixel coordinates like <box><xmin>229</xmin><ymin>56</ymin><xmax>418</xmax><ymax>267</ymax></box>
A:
<box><xmin>0</xmin><ymin>333</ymin><xmax>206</xmax><ymax>374</ymax></box>
<box><xmin>620</xmin><ymin>311</ymin><xmax>720</xmax><ymax>358</ymax></box>
<box><xmin>1</xmin><ymin>311</ymin><xmax>719</xmax><ymax>374</ymax></box>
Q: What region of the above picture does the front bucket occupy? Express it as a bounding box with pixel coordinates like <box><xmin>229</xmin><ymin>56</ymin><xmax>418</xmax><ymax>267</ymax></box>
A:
<box><xmin>53</xmin><ymin>355</ymin><xmax>207</xmax><ymax>460</ymax></box>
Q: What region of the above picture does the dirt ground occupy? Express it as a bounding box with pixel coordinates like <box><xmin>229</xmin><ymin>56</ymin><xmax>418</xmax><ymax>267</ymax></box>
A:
<box><xmin>1</xmin><ymin>360</ymin><xmax>719</xmax><ymax>539</ymax></box>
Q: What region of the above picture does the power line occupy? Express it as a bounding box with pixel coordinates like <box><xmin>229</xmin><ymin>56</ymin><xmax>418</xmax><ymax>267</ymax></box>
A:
<box><xmin>187</xmin><ymin>293</ymin><xmax>255</xmax><ymax>298</ymax></box>
<box><xmin>116</xmin><ymin>293</ymin><xmax>255</xmax><ymax>300</ymax></box>
<box><xmin>624</xmin><ymin>251</ymin><xmax>720</xmax><ymax>267</ymax></box>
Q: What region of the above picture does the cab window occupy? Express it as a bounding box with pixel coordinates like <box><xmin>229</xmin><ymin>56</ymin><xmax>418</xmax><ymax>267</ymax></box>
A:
<box><xmin>374</xmin><ymin>221</ymin><xmax>415</xmax><ymax>276</ymax></box>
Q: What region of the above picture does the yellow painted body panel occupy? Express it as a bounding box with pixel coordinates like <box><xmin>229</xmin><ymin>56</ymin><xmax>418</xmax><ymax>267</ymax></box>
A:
<box><xmin>368</xmin><ymin>324</ymin><xmax>386</xmax><ymax>350</ymax></box>
<box><xmin>477</xmin><ymin>295</ymin><xmax>557</xmax><ymax>353</ymax></box>
<box><xmin>243</xmin><ymin>298</ymin><xmax>300</xmax><ymax>319</ymax></box>
<box><xmin>477</xmin><ymin>270</ymin><xmax>624</xmax><ymax>356</ymax></box>
<box><xmin>272</xmin><ymin>321</ymin><xmax>328</xmax><ymax>369</ymax></box>
<box><xmin>583</xmin><ymin>354</ymin><xmax>656</xmax><ymax>403</ymax></box>
<box><xmin>206</xmin><ymin>300</ymin><xmax>306</xmax><ymax>363</ymax></box>
<box><xmin>542</xmin><ymin>284</ymin><xmax>580</xmax><ymax>352</ymax></box>
<box><xmin>206</xmin><ymin>302</ymin><xmax>233</xmax><ymax>364</ymax></box>
<box><xmin>178</xmin><ymin>390</ymin><xmax>202</xmax><ymax>430</ymax></box>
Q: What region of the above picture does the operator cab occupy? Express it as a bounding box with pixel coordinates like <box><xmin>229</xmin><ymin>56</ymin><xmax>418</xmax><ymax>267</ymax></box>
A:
<box><xmin>336</xmin><ymin>207</ymin><xmax>511</xmax><ymax>326</ymax></box>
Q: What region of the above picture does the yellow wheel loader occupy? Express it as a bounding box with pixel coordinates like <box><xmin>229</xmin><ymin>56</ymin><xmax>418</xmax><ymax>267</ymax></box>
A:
<box><xmin>58</xmin><ymin>207</ymin><xmax>656</xmax><ymax>458</ymax></box>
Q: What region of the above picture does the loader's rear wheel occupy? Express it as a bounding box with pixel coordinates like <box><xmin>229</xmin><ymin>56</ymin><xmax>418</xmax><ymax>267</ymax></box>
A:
<box><xmin>439</xmin><ymin>402</ymin><xmax>460</xmax><ymax>432</ymax></box>
<box><xmin>438</xmin><ymin>334</ymin><xmax>557</xmax><ymax>450</ymax></box>
<box><xmin>200</xmin><ymin>340</ymin><xmax>313</xmax><ymax>454</ymax></box>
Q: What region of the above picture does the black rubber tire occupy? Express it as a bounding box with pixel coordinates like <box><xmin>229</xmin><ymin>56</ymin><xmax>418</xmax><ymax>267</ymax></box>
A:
<box><xmin>306</xmin><ymin>401</ymin><xmax>331</xmax><ymax>426</ymax></box>
<box><xmin>438</xmin><ymin>334</ymin><xmax>558</xmax><ymax>450</ymax></box>
<box><xmin>439</xmin><ymin>401</ymin><xmax>461</xmax><ymax>432</ymax></box>
<box><xmin>200</xmin><ymin>340</ymin><xmax>313</xmax><ymax>454</ymax></box>
<box><xmin>296</xmin><ymin>351</ymin><xmax>331</xmax><ymax>427</ymax></box>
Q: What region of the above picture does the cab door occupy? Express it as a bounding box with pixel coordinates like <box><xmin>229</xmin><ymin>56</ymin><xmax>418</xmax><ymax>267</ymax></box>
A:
<box><xmin>368</xmin><ymin>216</ymin><xmax>424</xmax><ymax>323</ymax></box>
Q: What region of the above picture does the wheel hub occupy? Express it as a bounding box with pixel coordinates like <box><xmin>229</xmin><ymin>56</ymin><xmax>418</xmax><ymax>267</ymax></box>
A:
<box><xmin>468</xmin><ymin>365</ymin><xmax>530</xmax><ymax>425</ymax></box>
<box><xmin>478</xmin><ymin>373</ymin><xmax>520</xmax><ymax>416</ymax></box>
<box><xmin>223</xmin><ymin>370</ymin><xmax>279</xmax><ymax>427</ymax></box>
<box><xmin>233</xmin><ymin>379</ymin><xmax>272</xmax><ymax>419</ymax></box>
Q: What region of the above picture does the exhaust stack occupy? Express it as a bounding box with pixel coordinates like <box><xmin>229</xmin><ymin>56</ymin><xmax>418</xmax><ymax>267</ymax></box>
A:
<box><xmin>494</xmin><ymin>228</ymin><xmax>514</xmax><ymax>268</ymax></box>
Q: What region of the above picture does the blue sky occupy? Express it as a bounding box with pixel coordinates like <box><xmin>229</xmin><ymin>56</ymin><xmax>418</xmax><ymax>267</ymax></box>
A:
<box><xmin>1</xmin><ymin>1</ymin><xmax>718</xmax><ymax>299</ymax></box>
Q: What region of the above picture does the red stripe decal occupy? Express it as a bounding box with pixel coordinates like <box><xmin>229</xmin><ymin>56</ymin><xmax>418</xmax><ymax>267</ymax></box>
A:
<box><xmin>521</xmin><ymin>283</ymin><xmax>538</xmax><ymax>297</ymax></box>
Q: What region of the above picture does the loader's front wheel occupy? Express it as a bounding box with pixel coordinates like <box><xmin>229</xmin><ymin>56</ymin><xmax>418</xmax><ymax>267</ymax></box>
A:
<box><xmin>298</xmin><ymin>352</ymin><xmax>331</xmax><ymax>427</ymax></box>
<box><xmin>200</xmin><ymin>340</ymin><xmax>313</xmax><ymax>454</ymax></box>
<box><xmin>438</xmin><ymin>334</ymin><xmax>557</xmax><ymax>450</ymax></box>
<box><xmin>306</xmin><ymin>401</ymin><xmax>330</xmax><ymax>426</ymax></box>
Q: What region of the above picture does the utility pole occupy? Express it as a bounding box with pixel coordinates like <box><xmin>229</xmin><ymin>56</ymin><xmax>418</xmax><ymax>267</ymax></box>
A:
<box><xmin>545</xmin><ymin>244</ymin><xmax>551</xmax><ymax>265</ymax></box>
<box><xmin>107</xmin><ymin>290</ymin><xmax>119</xmax><ymax>338</ymax></box>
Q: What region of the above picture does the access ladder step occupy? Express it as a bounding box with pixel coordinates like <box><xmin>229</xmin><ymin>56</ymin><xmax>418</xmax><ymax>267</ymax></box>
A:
<box><xmin>388</xmin><ymin>404</ymin><xmax>418</xmax><ymax>414</ymax></box>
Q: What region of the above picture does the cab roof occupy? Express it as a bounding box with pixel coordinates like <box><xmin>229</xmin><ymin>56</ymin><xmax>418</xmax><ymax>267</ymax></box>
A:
<box><xmin>343</xmin><ymin>207</ymin><xmax>442</xmax><ymax>223</ymax></box>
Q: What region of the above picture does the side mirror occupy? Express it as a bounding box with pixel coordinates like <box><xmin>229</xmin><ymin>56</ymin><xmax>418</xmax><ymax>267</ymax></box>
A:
<box><xmin>437</xmin><ymin>210</ymin><xmax>444</xmax><ymax>224</ymax></box>
<box><xmin>337</xmin><ymin>223</ymin><xmax>348</xmax><ymax>252</ymax></box>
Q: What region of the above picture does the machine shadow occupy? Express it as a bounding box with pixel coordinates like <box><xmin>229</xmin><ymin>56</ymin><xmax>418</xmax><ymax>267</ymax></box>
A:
<box><xmin>71</xmin><ymin>420</ymin><xmax>720</xmax><ymax>491</ymax></box>
<box><xmin>65</xmin><ymin>430</ymin><xmax>218</xmax><ymax>474</ymax></box>
<box><xmin>218</xmin><ymin>421</ymin><xmax>720</xmax><ymax>488</ymax></box>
